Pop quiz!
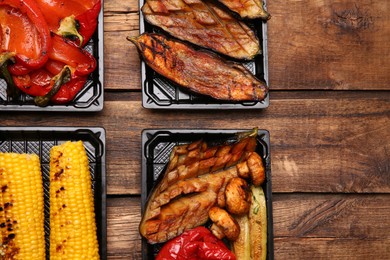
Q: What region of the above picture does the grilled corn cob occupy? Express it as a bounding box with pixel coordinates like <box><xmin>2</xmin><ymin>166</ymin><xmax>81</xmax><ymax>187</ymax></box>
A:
<box><xmin>0</xmin><ymin>153</ymin><xmax>45</xmax><ymax>259</ymax></box>
<box><xmin>49</xmin><ymin>141</ymin><xmax>99</xmax><ymax>260</ymax></box>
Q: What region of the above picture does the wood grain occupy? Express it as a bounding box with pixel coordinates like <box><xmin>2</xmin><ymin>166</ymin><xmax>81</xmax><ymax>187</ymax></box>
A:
<box><xmin>273</xmin><ymin>194</ymin><xmax>390</xmax><ymax>239</ymax></box>
<box><xmin>107</xmin><ymin>197</ymin><xmax>141</xmax><ymax>259</ymax></box>
<box><xmin>103</xmin><ymin>0</ymin><xmax>140</xmax><ymax>91</ymax></box>
<box><xmin>103</xmin><ymin>0</ymin><xmax>390</xmax><ymax>91</ymax></box>
<box><xmin>267</xmin><ymin>0</ymin><xmax>390</xmax><ymax>90</ymax></box>
<box><xmin>104</xmin><ymin>0</ymin><xmax>139</xmax><ymax>13</ymax></box>
<box><xmin>107</xmin><ymin>194</ymin><xmax>390</xmax><ymax>259</ymax></box>
<box><xmin>1</xmin><ymin>92</ymin><xmax>388</xmax><ymax>195</ymax></box>
<box><xmin>1</xmin><ymin>1</ymin><xmax>389</xmax><ymax>259</ymax></box>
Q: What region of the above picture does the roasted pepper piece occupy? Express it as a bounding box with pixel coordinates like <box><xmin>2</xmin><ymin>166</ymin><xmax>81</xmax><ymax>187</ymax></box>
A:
<box><xmin>156</xmin><ymin>226</ymin><xmax>236</xmax><ymax>260</ymax></box>
<box><xmin>0</xmin><ymin>0</ymin><xmax>51</xmax><ymax>69</ymax></box>
<box><xmin>49</xmin><ymin>34</ymin><xmax>96</xmax><ymax>76</ymax></box>
<box><xmin>0</xmin><ymin>58</ymin><xmax>20</xmax><ymax>99</ymax></box>
<box><xmin>12</xmin><ymin>63</ymin><xmax>87</xmax><ymax>106</ymax></box>
<box><xmin>75</xmin><ymin>0</ymin><xmax>101</xmax><ymax>46</ymax></box>
<box><xmin>11</xmin><ymin>33</ymin><xmax>95</xmax><ymax>106</ymax></box>
<box><xmin>13</xmin><ymin>68</ymin><xmax>54</xmax><ymax>97</ymax></box>
<box><xmin>35</xmin><ymin>0</ymin><xmax>101</xmax><ymax>46</ymax></box>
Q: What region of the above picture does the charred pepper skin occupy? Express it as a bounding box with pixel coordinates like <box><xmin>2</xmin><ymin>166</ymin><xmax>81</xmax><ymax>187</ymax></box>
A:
<box><xmin>49</xmin><ymin>34</ymin><xmax>97</xmax><ymax>77</ymax></box>
<box><xmin>156</xmin><ymin>226</ymin><xmax>236</xmax><ymax>260</ymax></box>
<box><xmin>35</xmin><ymin>0</ymin><xmax>101</xmax><ymax>47</ymax></box>
<box><xmin>12</xmin><ymin>33</ymin><xmax>96</xmax><ymax>105</ymax></box>
<box><xmin>0</xmin><ymin>0</ymin><xmax>100</xmax><ymax>106</ymax></box>
<box><xmin>76</xmin><ymin>0</ymin><xmax>102</xmax><ymax>46</ymax></box>
<box><xmin>0</xmin><ymin>0</ymin><xmax>51</xmax><ymax>70</ymax></box>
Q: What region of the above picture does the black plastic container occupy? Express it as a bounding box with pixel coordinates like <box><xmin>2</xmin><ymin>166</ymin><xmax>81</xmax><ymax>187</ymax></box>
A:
<box><xmin>141</xmin><ymin>129</ymin><xmax>273</xmax><ymax>259</ymax></box>
<box><xmin>0</xmin><ymin>127</ymin><xmax>107</xmax><ymax>260</ymax></box>
<box><xmin>0</xmin><ymin>4</ymin><xmax>104</xmax><ymax>112</ymax></box>
<box><xmin>139</xmin><ymin>1</ymin><xmax>269</xmax><ymax>109</ymax></box>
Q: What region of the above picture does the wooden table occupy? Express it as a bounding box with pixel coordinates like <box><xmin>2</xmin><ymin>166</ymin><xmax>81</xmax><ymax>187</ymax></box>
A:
<box><xmin>1</xmin><ymin>0</ymin><xmax>389</xmax><ymax>259</ymax></box>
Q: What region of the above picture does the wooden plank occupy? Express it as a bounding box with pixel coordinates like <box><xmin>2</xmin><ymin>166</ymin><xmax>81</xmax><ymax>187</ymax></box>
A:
<box><xmin>103</xmin><ymin>0</ymin><xmax>139</xmax><ymax>13</ymax></box>
<box><xmin>104</xmin><ymin>30</ymin><xmax>141</xmax><ymax>91</ymax></box>
<box><xmin>102</xmin><ymin>0</ymin><xmax>390</xmax><ymax>91</ymax></box>
<box><xmin>267</xmin><ymin>0</ymin><xmax>390</xmax><ymax>90</ymax></box>
<box><xmin>107</xmin><ymin>197</ymin><xmax>141</xmax><ymax>259</ymax></box>
<box><xmin>103</xmin><ymin>0</ymin><xmax>140</xmax><ymax>91</ymax></box>
<box><xmin>107</xmin><ymin>194</ymin><xmax>390</xmax><ymax>259</ymax></box>
<box><xmin>274</xmin><ymin>238</ymin><xmax>389</xmax><ymax>259</ymax></box>
<box><xmin>1</xmin><ymin>92</ymin><xmax>388</xmax><ymax>195</ymax></box>
<box><xmin>273</xmin><ymin>194</ymin><xmax>390</xmax><ymax>238</ymax></box>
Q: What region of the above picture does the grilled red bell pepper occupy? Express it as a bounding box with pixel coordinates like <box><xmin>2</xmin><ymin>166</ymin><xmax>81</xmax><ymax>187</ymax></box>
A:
<box><xmin>35</xmin><ymin>0</ymin><xmax>101</xmax><ymax>46</ymax></box>
<box><xmin>44</xmin><ymin>60</ymin><xmax>88</xmax><ymax>104</ymax></box>
<box><xmin>49</xmin><ymin>34</ymin><xmax>96</xmax><ymax>77</ymax></box>
<box><xmin>156</xmin><ymin>227</ymin><xmax>236</xmax><ymax>260</ymax></box>
<box><xmin>76</xmin><ymin>0</ymin><xmax>101</xmax><ymax>46</ymax></box>
<box><xmin>12</xmin><ymin>33</ymin><xmax>96</xmax><ymax>106</ymax></box>
<box><xmin>13</xmin><ymin>63</ymin><xmax>87</xmax><ymax>106</ymax></box>
<box><xmin>0</xmin><ymin>0</ymin><xmax>51</xmax><ymax>69</ymax></box>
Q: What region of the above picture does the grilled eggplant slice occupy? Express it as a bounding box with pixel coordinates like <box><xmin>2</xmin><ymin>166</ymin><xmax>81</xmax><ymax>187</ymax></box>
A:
<box><xmin>141</xmin><ymin>0</ymin><xmax>260</xmax><ymax>60</ymax></box>
<box><xmin>140</xmin><ymin>129</ymin><xmax>265</xmax><ymax>244</ymax></box>
<box><xmin>128</xmin><ymin>33</ymin><xmax>268</xmax><ymax>102</ymax></box>
<box><xmin>217</xmin><ymin>0</ymin><xmax>270</xmax><ymax>19</ymax></box>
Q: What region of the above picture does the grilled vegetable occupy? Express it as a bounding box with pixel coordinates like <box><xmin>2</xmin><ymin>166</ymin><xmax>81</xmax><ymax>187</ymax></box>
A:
<box><xmin>0</xmin><ymin>153</ymin><xmax>45</xmax><ymax>259</ymax></box>
<box><xmin>156</xmin><ymin>226</ymin><xmax>236</xmax><ymax>260</ymax></box>
<box><xmin>249</xmin><ymin>185</ymin><xmax>267</xmax><ymax>260</ymax></box>
<box><xmin>13</xmin><ymin>33</ymin><xmax>97</xmax><ymax>106</ymax></box>
<box><xmin>232</xmin><ymin>185</ymin><xmax>267</xmax><ymax>260</ymax></box>
<box><xmin>217</xmin><ymin>0</ymin><xmax>271</xmax><ymax>20</ymax></box>
<box><xmin>232</xmin><ymin>215</ymin><xmax>250</xmax><ymax>259</ymax></box>
<box><xmin>35</xmin><ymin>0</ymin><xmax>101</xmax><ymax>47</ymax></box>
<box><xmin>141</xmin><ymin>0</ymin><xmax>260</xmax><ymax>60</ymax></box>
<box><xmin>0</xmin><ymin>0</ymin><xmax>51</xmax><ymax>70</ymax></box>
<box><xmin>209</xmin><ymin>206</ymin><xmax>240</xmax><ymax>241</ymax></box>
<box><xmin>140</xmin><ymin>129</ymin><xmax>265</xmax><ymax>244</ymax></box>
<box><xmin>225</xmin><ymin>177</ymin><xmax>251</xmax><ymax>215</ymax></box>
<box><xmin>129</xmin><ymin>33</ymin><xmax>268</xmax><ymax>102</ymax></box>
<box><xmin>49</xmin><ymin>141</ymin><xmax>100</xmax><ymax>260</ymax></box>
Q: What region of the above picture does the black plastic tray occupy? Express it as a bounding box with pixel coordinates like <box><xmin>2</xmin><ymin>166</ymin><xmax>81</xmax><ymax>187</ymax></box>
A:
<box><xmin>0</xmin><ymin>3</ymin><xmax>104</xmax><ymax>112</ymax></box>
<box><xmin>141</xmin><ymin>129</ymin><xmax>274</xmax><ymax>259</ymax></box>
<box><xmin>139</xmin><ymin>0</ymin><xmax>269</xmax><ymax>109</ymax></box>
<box><xmin>0</xmin><ymin>127</ymin><xmax>107</xmax><ymax>260</ymax></box>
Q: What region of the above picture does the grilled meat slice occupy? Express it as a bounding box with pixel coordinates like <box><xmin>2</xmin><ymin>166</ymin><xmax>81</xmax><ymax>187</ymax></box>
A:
<box><xmin>217</xmin><ymin>0</ymin><xmax>270</xmax><ymax>19</ymax></box>
<box><xmin>140</xmin><ymin>129</ymin><xmax>266</xmax><ymax>244</ymax></box>
<box><xmin>141</xmin><ymin>0</ymin><xmax>260</xmax><ymax>60</ymax></box>
<box><xmin>129</xmin><ymin>33</ymin><xmax>268</xmax><ymax>101</ymax></box>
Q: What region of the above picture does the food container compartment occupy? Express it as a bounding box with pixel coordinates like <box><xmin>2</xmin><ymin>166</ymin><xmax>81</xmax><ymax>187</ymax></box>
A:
<box><xmin>139</xmin><ymin>0</ymin><xmax>269</xmax><ymax>109</ymax></box>
<box><xmin>141</xmin><ymin>129</ymin><xmax>274</xmax><ymax>259</ymax></box>
<box><xmin>0</xmin><ymin>5</ymin><xmax>104</xmax><ymax>112</ymax></box>
<box><xmin>0</xmin><ymin>127</ymin><xmax>107</xmax><ymax>260</ymax></box>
